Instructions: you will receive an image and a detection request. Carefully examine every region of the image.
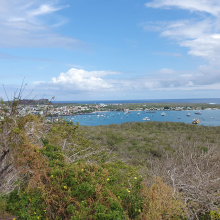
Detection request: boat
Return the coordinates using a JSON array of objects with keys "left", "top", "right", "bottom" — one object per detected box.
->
[
  {"left": 195, "top": 111, "right": 202, "bottom": 115},
  {"left": 187, "top": 113, "right": 190, "bottom": 116},
  {"left": 192, "top": 118, "right": 199, "bottom": 124},
  {"left": 161, "top": 112, "right": 166, "bottom": 116},
  {"left": 142, "top": 117, "right": 150, "bottom": 121}
]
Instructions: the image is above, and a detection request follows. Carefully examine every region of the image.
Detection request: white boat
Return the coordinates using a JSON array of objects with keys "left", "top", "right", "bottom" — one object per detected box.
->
[
  {"left": 187, "top": 113, "right": 190, "bottom": 116},
  {"left": 143, "top": 117, "right": 150, "bottom": 121},
  {"left": 195, "top": 111, "right": 202, "bottom": 115},
  {"left": 161, "top": 112, "right": 166, "bottom": 116}
]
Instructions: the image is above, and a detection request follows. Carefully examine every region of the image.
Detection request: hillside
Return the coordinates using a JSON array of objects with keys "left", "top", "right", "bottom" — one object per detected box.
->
[
  {"left": 0, "top": 108, "right": 220, "bottom": 219},
  {"left": 79, "top": 121, "right": 220, "bottom": 219}
]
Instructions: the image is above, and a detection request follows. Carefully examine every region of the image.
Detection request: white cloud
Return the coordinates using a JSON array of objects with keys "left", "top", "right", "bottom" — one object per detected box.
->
[
  {"left": 28, "top": 4, "right": 62, "bottom": 17},
  {"left": 145, "top": 0, "right": 220, "bottom": 65},
  {"left": 50, "top": 68, "right": 120, "bottom": 91},
  {"left": 181, "top": 34, "right": 220, "bottom": 62},
  {"left": 0, "top": 0, "right": 80, "bottom": 48},
  {"left": 20, "top": 64, "right": 218, "bottom": 100},
  {"left": 161, "top": 19, "right": 213, "bottom": 39},
  {"left": 147, "top": 65, "right": 220, "bottom": 90},
  {"left": 145, "top": 0, "right": 220, "bottom": 16},
  {"left": 33, "top": 65, "right": 220, "bottom": 99}
]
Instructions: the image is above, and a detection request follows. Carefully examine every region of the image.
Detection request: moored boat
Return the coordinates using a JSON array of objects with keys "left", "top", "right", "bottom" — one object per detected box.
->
[
  {"left": 192, "top": 118, "right": 199, "bottom": 124},
  {"left": 195, "top": 111, "right": 202, "bottom": 115},
  {"left": 142, "top": 117, "right": 150, "bottom": 121}
]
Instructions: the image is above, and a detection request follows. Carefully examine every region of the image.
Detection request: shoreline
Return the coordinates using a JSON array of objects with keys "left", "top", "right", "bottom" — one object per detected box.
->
[
  {"left": 46, "top": 109, "right": 220, "bottom": 127},
  {"left": 47, "top": 107, "right": 219, "bottom": 118}
]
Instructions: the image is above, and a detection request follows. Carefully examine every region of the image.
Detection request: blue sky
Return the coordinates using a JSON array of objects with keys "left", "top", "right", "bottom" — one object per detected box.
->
[{"left": 1, "top": 0, "right": 220, "bottom": 101}]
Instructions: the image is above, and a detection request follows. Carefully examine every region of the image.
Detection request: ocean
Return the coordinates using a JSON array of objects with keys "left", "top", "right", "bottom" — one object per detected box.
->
[{"left": 53, "top": 98, "right": 220, "bottom": 105}]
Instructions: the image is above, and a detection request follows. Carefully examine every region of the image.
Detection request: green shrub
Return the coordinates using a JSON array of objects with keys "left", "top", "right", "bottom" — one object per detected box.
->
[{"left": 2, "top": 115, "right": 187, "bottom": 219}]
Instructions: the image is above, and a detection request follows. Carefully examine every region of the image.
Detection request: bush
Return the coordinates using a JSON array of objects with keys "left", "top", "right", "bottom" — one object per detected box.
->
[{"left": 1, "top": 115, "right": 187, "bottom": 219}]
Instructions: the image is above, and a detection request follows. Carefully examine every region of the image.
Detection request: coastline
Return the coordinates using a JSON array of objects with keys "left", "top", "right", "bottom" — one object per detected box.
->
[
  {"left": 54, "top": 109, "right": 220, "bottom": 127},
  {"left": 47, "top": 106, "right": 219, "bottom": 118}
]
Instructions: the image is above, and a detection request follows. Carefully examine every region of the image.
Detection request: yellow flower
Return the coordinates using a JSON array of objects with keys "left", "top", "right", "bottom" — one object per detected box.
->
[
  {"left": 34, "top": 212, "right": 36, "bottom": 214},
  {"left": 107, "top": 178, "right": 110, "bottom": 181},
  {"left": 13, "top": 218, "right": 16, "bottom": 220},
  {"left": 134, "top": 177, "right": 137, "bottom": 180},
  {"left": 51, "top": 175, "right": 54, "bottom": 178},
  {"left": 81, "top": 169, "right": 84, "bottom": 172},
  {"left": 64, "top": 186, "right": 67, "bottom": 189},
  {"left": 126, "top": 189, "right": 131, "bottom": 193},
  {"left": 44, "top": 210, "right": 47, "bottom": 212},
  {"left": 37, "top": 217, "right": 40, "bottom": 219},
  {"left": 138, "top": 209, "right": 141, "bottom": 212},
  {"left": 118, "top": 196, "right": 120, "bottom": 199}
]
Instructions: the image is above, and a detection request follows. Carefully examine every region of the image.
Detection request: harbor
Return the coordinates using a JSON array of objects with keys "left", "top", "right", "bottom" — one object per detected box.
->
[{"left": 62, "top": 109, "right": 220, "bottom": 126}]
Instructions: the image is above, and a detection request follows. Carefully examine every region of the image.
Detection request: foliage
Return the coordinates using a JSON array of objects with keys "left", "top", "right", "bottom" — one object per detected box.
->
[
  {"left": 3, "top": 97, "right": 219, "bottom": 219},
  {"left": 0, "top": 113, "right": 187, "bottom": 219},
  {"left": 0, "top": 195, "right": 12, "bottom": 217},
  {"left": 79, "top": 121, "right": 220, "bottom": 219},
  {"left": 140, "top": 178, "right": 186, "bottom": 220},
  {"left": 210, "top": 209, "right": 220, "bottom": 220}
]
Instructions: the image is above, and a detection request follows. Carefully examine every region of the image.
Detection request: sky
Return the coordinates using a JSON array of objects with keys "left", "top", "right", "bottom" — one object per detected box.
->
[{"left": 0, "top": 0, "right": 220, "bottom": 101}]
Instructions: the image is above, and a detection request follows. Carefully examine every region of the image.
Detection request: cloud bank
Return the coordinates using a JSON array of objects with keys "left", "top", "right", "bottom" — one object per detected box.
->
[
  {"left": 0, "top": 0, "right": 80, "bottom": 48},
  {"left": 145, "top": 0, "right": 220, "bottom": 65},
  {"left": 32, "top": 65, "right": 220, "bottom": 100},
  {"left": 145, "top": 0, "right": 220, "bottom": 16}
]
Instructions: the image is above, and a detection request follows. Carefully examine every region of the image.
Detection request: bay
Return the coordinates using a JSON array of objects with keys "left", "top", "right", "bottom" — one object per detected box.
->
[{"left": 62, "top": 109, "right": 220, "bottom": 127}]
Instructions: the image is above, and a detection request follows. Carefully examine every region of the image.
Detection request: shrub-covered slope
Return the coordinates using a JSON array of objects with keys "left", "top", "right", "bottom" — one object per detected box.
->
[
  {"left": 0, "top": 115, "right": 186, "bottom": 219},
  {"left": 79, "top": 122, "right": 220, "bottom": 219}
]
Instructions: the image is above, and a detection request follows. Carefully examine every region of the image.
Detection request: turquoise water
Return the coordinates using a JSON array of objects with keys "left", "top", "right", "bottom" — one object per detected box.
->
[{"left": 62, "top": 109, "right": 220, "bottom": 126}]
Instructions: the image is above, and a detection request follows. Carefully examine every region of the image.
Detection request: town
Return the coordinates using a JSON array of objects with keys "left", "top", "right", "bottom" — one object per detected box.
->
[{"left": 0, "top": 99, "right": 219, "bottom": 120}]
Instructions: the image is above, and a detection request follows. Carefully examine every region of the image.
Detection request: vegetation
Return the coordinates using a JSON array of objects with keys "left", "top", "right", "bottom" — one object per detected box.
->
[
  {"left": 0, "top": 99, "right": 219, "bottom": 219},
  {"left": 79, "top": 122, "right": 220, "bottom": 219},
  {"left": 0, "top": 101, "right": 185, "bottom": 219}
]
